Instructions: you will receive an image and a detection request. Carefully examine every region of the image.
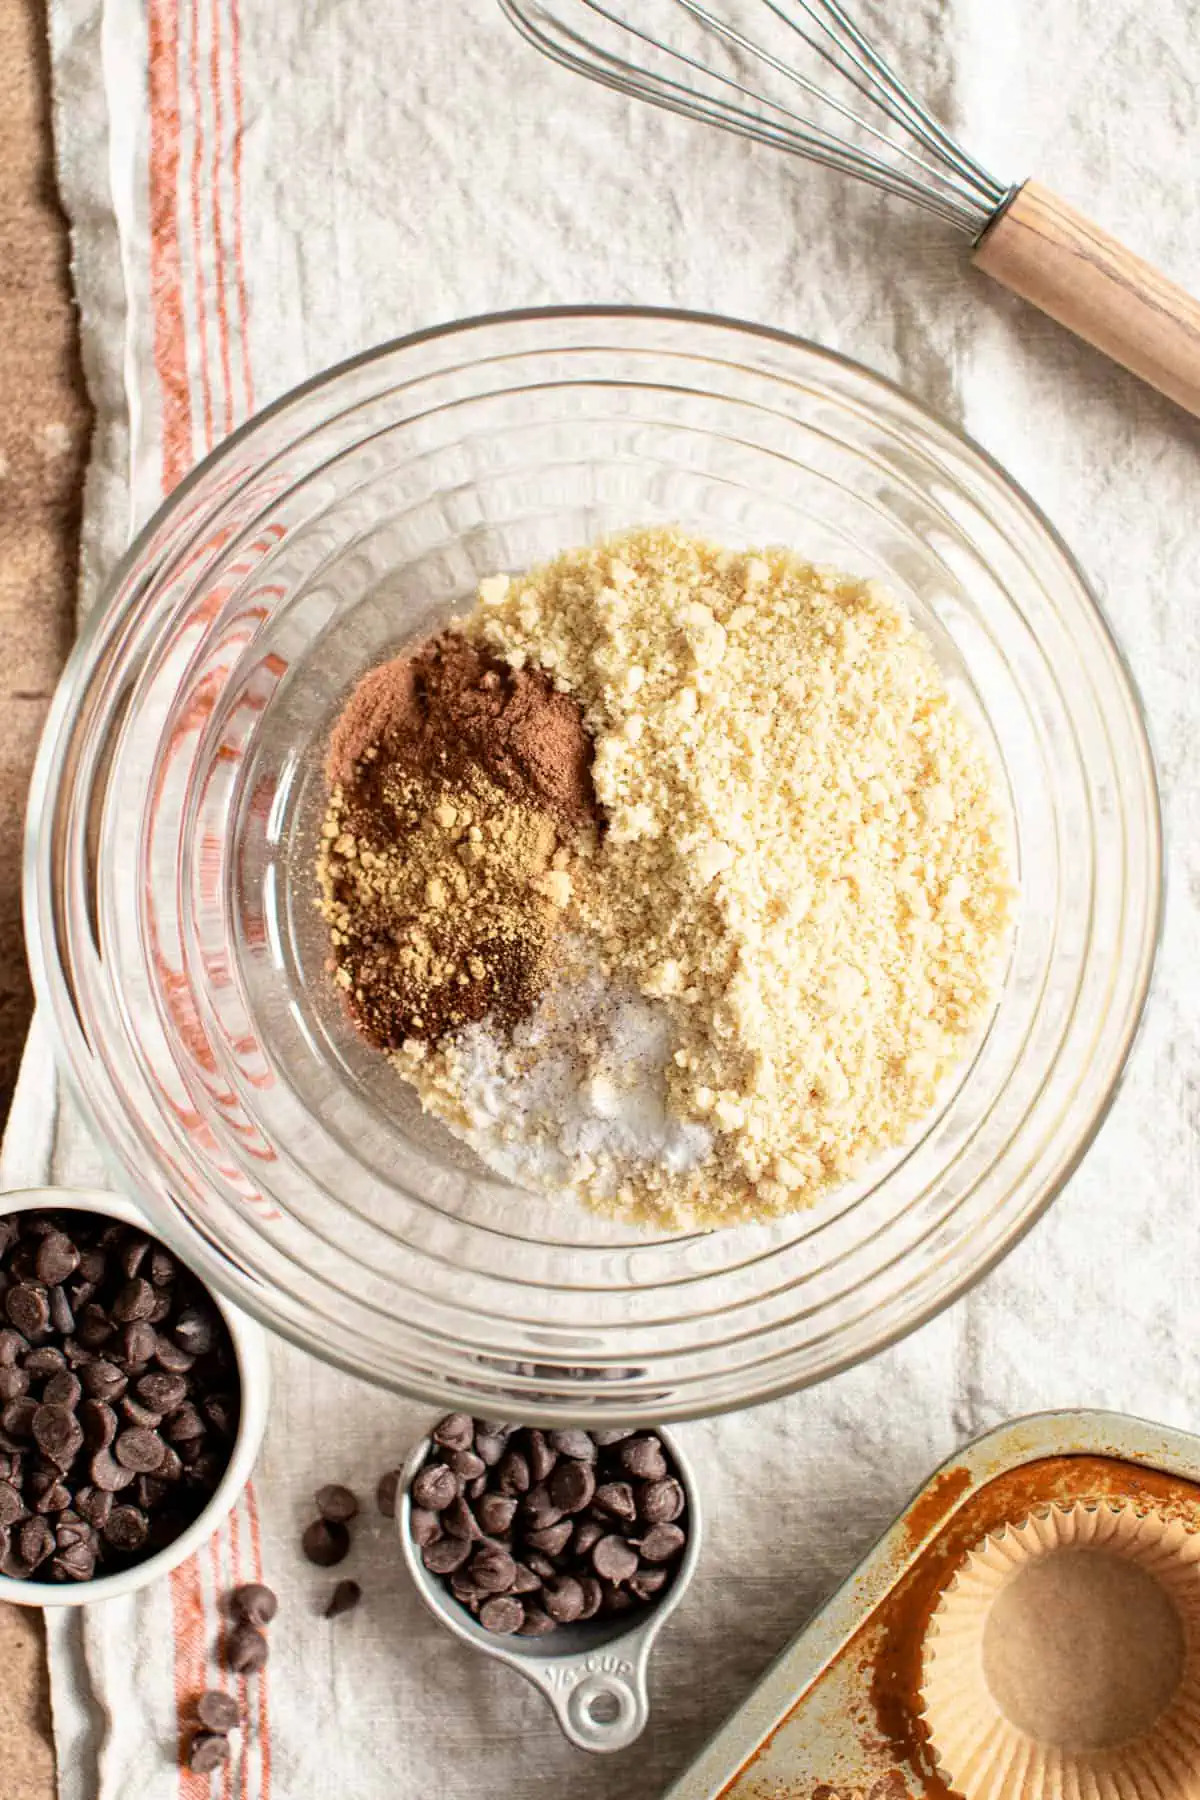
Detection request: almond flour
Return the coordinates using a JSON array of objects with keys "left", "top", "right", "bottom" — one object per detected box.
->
[{"left": 456, "top": 527, "right": 1016, "bottom": 1227}]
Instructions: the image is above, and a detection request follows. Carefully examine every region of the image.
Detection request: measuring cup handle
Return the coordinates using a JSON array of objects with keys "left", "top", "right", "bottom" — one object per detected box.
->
[{"left": 521, "top": 1647, "right": 651, "bottom": 1752}]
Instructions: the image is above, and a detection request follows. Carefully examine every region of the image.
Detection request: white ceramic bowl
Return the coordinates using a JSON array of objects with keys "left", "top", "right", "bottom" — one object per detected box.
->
[{"left": 0, "top": 1186, "right": 269, "bottom": 1607}]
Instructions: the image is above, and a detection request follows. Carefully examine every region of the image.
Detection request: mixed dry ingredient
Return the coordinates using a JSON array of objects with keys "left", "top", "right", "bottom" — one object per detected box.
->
[{"left": 318, "top": 528, "right": 1015, "bottom": 1230}]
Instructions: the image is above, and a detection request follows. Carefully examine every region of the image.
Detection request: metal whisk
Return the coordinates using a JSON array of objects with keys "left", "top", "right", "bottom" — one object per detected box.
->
[{"left": 500, "top": 0, "right": 1200, "bottom": 419}]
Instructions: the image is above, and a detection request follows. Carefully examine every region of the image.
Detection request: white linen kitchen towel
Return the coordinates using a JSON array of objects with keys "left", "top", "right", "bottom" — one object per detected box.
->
[{"left": 7, "top": 0, "right": 1200, "bottom": 1793}]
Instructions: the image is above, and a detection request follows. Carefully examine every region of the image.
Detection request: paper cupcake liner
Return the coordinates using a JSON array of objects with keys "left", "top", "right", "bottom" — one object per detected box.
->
[{"left": 921, "top": 1502, "right": 1200, "bottom": 1800}]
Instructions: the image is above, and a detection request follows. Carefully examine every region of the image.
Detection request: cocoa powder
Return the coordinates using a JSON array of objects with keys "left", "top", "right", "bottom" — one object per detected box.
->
[
  {"left": 318, "top": 630, "right": 598, "bottom": 1049},
  {"left": 326, "top": 630, "right": 595, "bottom": 826}
]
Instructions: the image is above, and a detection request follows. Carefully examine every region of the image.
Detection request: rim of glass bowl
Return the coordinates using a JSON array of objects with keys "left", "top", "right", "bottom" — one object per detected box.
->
[{"left": 24, "top": 306, "right": 1163, "bottom": 1422}]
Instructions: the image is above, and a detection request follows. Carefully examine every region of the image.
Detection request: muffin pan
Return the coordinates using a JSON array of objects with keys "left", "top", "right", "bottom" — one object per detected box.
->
[{"left": 664, "top": 1411, "right": 1200, "bottom": 1800}]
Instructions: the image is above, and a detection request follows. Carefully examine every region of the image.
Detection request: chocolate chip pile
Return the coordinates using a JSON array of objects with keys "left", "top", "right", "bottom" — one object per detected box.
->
[
  {"left": 0, "top": 1208, "right": 240, "bottom": 1583},
  {"left": 408, "top": 1416, "right": 688, "bottom": 1636}
]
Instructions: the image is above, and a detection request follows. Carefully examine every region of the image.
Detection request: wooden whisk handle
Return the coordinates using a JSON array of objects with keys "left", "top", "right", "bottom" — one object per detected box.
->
[{"left": 972, "top": 179, "right": 1200, "bottom": 419}]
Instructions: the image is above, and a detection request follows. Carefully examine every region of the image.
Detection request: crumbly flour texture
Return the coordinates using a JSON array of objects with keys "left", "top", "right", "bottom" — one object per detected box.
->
[{"left": 332, "top": 528, "right": 1016, "bottom": 1230}]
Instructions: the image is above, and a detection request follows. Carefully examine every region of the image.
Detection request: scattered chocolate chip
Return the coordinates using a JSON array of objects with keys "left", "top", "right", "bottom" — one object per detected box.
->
[
  {"left": 231, "top": 1582, "right": 278, "bottom": 1626},
  {"left": 324, "top": 1578, "right": 361, "bottom": 1618},
  {"left": 314, "top": 1483, "right": 358, "bottom": 1524},
  {"left": 226, "top": 1624, "right": 269, "bottom": 1674},
  {"left": 301, "top": 1518, "right": 350, "bottom": 1567},
  {"left": 376, "top": 1469, "right": 402, "bottom": 1518},
  {"left": 479, "top": 1594, "right": 524, "bottom": 1634},
  {"left": 188, "top": 1733, "right": 232, "bottom": 1775},
  {"left": 196, "top": 1690, "right": 240, "bottom": 1732}
]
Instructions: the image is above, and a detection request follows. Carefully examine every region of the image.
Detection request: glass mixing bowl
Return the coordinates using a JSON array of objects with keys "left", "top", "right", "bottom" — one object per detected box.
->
[{"left": 26, "top": 310, "right": 1161, "bottom": 1422}]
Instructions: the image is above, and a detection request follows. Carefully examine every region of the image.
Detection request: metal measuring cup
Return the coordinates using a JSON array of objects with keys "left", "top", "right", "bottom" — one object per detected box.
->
[{"left": 398, "top": 1425, "right": 702, "bottom": 1752}]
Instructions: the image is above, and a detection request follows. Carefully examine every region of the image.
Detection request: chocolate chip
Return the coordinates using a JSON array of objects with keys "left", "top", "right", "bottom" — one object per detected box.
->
[
  {"left": 409, "top": 1507, "right": 441, "bottom": 1547},
  {"left": 89, "top": 1448, "right": 136, "bottom": 1493},
  {"left": 35, "top": 1235, "right": 79, "bottom": 1288},
  {"left": 111, "top": 1279, "right": 155, "bottom": 1324},
  {"left": 549, "top": 1459, "right": 595, "bottom": 1515},
  {"left": 172, "top": 1307, "right": 217, "bottom": 1356},
  {"left": 43, "top": 1373, "right": 82, "bottom": 1410},
  {"left": 573, "top": 1519, "right": 604, "bottom": 1557},
  {"left": 202, "top": 1394, "right": 236, "bottom": 1436},
  {"left": 5, "top": 1286, "right": 49, "bottom": 1339},
  {"left": 136, "top": 1475, "right": 168, "bottom": 1510},
  {"left": 33, "top": 1480, "right": 72, "bottom": 1515},
  {"left": 639, "top": 1478, "right": 685, "bottom": 1524},
  {"left": 527, "top": 1430, "right": 557, "bottom": 1483},
  {"left": 53, "top": 1541, "right": 96, "bottom": 1582},
  {"left": 103, "top": 1505, "right": 148, "bottom": 1552},
  {"left": 189, "top": 1733, "right": 231, "bottom": 1774},
  {"left": 592, "top": 1534, "right": 639, "bottom": 1584},
  {"left": 81, "top": 1400, "right": 117, "bottom": 1451},
  {"left": 496, "top": 1450, "right": 531, "bottom": 1496},
  {"left": 595, "top": 1481, "right": 637, "bottom": 1522},
  {"left": 510, "top": 1561, "right": 542, "bottom": 1595},
  {"left": 314, "top": 1483, "right": 358, "bottom": 1523},
  {"left": 619, "top": 1436, "right": 667, "bottom": 1481},
  {"left": 475, "top": 1493, "right": 517, "bottom": 1536},
  {"left": 592, "top": 1429, "right": 635, "bottom": 1446},
  {"left": 136, "top": 1371, "right": 188, "bottom": 1413},
  {"left": 114, "top": 1428, "right": 165, "bottom": 1473},
  {"left": 149, "top": 1249, "right": 176, "bottom": 1288},
  {"left": 525, "top": 1520, "right": 573, "bottom": 1557},
  {"left": 324, "top": 1579, "right": 361, "bottom": 1618},
  {"left": 75, "top": 1304, "right": 114, "bottom": 1349},
  {"left": 116, "top": 1322, "right": 158, "bottom": 1369},
  {"left": 468, "top": 1545, "right": 516, "bottom": 1593},
  {"left": 431, "top": 1413, "right": 474, "bottom": 1452},
  {"left": 167, "top": 1406, "right": 205, "bottom": 1445},
  {"left": 376, "top": 1470, "right": 402, "bottom": 1518},
  {"left": 0, "top": 1482, "right": 26, "bottom": 1527},
  {"left": 196, "top": 1691, "right": 240, "bottom": 1732},
  {"left": 629, "top": 1567, "right": 670, "bottom": 1600},
  {"left": 411, "top": 1463, "right": 458, "bottom": 1512},
  {"left": 121, "top": 1396, "right": 163, "bottom": 1431},
  {"left": 18, "top": 1516, "right": 56, "bottom": 1569},
  {"left": 226, "top": 1626, "right": 269, "bottom": 1674},
  {"left": 521, "top": 1484, "right": 563, "bottom": 1529},
  {"left": 48, "top": 1288, "right": 75, "bottom": 1338},
  {"left": 23, "top": 1346, "right": 66, "bottom": 1379},
  {"left": 75, "top": 1487, "right": 112, "bottom": 1528},
  {"left": 231, "top": 1582, "right": 278, "bottom": 1626},
  {"left": 80, "top": 1361, "right": 126, "bottom": 1402},
  {"left": 119, "top": 1236, "right": 150, "bottom": 1280},
  {"left": 543, "top": 1576, "right": 586, "bottom": 1622},
  {"left": 156, "top": 1444, "right": 184, "bottom": 1483},
  {"left": 467, "top": 1474, "right": 488, "bottom": 1500},
  {"left": 152, "top": 1335, "right": 195, "bottom": 1375},
  {"left": 479, "top": 1595, "right": 524, "bottom": 1634},
  {"left": 638, "top": 1523, "right": 686, "bottom": 1563},
  {"left": 549, "top": 1429, "right": 596, "bottom": 1462},
  {"left": 301, "top": 1518, "right": 350, "bottom": 1567},
  {"left": 578, "top": 1575, "right": 604, "bottom": 1618},
  {"left": 0, "top": 1329, "right": 27, "bottom": 1367},
  {"left": 0, "top": 1398, "right": 37, "bottom": 1439},
  {"left": 517, "top": 1606, "right": 556, "bottom": 1636},
  {"left": 472, "top": 1433, "right": 506, "bottom": 1468},
  {"left": 525, "top": 1551, "right": 557, "bottom": 1581},
  {"left": 443, "top": 1496, "right": 482, "bottom": 1540},
  {"left": 0, "top": 1368, "right": 28, "bottom": 1404},
  {"left": 446, "top": 1448, "right": 485, "bottom": 1481},
  {"left": 422, "top": 1535, "right": 471, "bottom": 1575}
]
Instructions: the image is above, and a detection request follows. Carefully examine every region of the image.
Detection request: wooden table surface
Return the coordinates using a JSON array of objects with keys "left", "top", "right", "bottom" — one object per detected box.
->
[{"left": 0, "top": 0, "right": 90, "bottom": 1786}]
